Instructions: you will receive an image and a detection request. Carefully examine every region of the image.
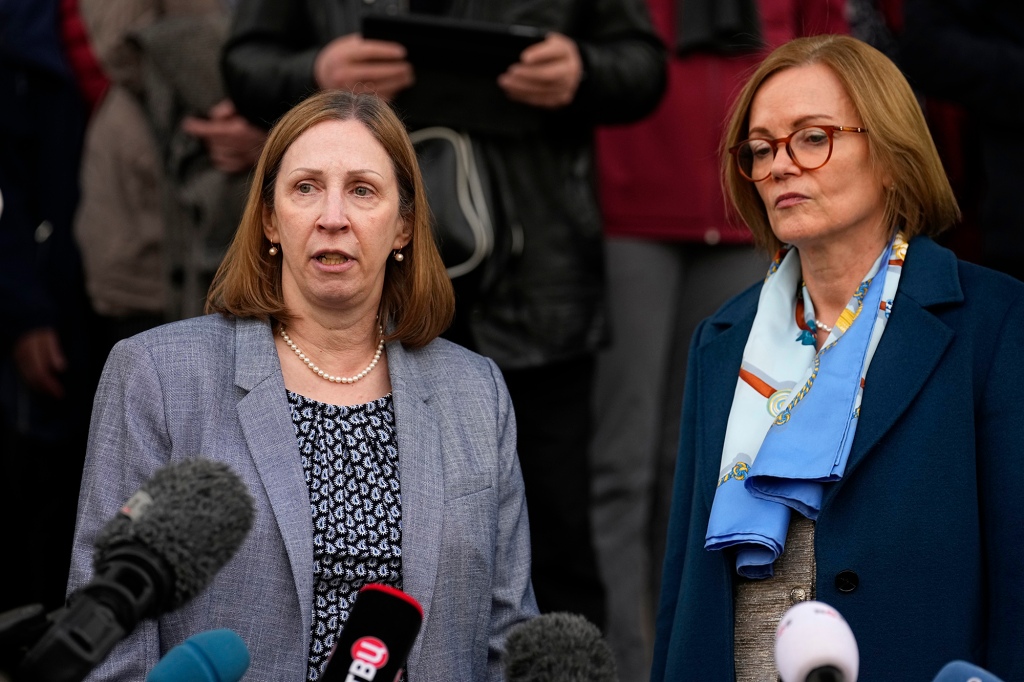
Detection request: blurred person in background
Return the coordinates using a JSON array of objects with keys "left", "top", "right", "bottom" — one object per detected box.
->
[
  {"left": 73, "top": 0, "right": 267, "bottom": 366},
  {"left": 900, "top": 0, "right": 1024, "bottom": 282},
  {"left": 0, "top": 0, "right": 98, "bottom": 614}
]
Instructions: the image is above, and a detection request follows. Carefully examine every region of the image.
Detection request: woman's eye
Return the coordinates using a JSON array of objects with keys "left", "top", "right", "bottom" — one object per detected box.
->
[
  {"left": 297, "top": 183, "right": 313, "bottom": 194},
  {"left": 354, "top": 186, "right": 371, "bottom": 197},
  {"left": 750, "top": 143, "right": 772, "bottom": 159}
]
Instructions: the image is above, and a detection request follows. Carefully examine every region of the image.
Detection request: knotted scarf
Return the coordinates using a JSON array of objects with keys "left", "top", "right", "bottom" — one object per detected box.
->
[{"left": 705, "top": 233, "right": 907, "bottom": 578}]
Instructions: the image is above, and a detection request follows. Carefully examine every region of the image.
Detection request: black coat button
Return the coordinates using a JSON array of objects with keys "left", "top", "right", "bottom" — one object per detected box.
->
[{"left": 835, "top": 570, "right": 859, "bottom": 593}]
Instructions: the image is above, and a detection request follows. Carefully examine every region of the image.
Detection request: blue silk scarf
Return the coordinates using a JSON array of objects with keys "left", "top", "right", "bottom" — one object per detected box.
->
[{"left": 704, "top": 234, "right": 907, "bottom": 578}]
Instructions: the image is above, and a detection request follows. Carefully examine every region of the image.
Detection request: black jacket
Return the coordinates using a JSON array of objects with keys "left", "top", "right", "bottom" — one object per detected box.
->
[
  {"left": 221, "top": 0, "right": 666, "bottom": 368},
  {"left": 900, "top": 0, "right": 1024, "bottom": 279}
]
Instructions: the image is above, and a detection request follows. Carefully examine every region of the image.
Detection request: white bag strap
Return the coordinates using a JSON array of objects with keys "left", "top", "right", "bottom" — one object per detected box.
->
[{"left": 408, "top": 126, "right": 494, "bottom": 278}]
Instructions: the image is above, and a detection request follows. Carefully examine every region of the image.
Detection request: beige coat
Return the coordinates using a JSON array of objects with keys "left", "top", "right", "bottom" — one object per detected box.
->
[{"left": 74, "top": 0, "right": 239, "bottom": 318}]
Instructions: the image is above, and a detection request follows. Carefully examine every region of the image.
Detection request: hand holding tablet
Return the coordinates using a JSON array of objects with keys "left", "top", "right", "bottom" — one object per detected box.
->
[{"left": 361, "top": 14, "right": 546, "bottom": 78}]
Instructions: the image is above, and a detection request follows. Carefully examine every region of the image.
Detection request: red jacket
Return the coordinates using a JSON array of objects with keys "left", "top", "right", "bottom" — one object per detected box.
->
[
  {"left": 596, "top": 0, "right": 848, "bottom": 244},
  {"left": 59, "top": 0, "right": 109, "bottom": 114}
]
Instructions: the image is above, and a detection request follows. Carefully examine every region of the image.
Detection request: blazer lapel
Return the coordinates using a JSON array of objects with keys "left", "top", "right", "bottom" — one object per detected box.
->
[
  {"left": 386, "top": 341, "right": 443, "bottom": 668},
  {"left": 233, "top": 317, "right": 315, "bottom": 640},
  {"left": 823, "top": 236, "right": 963, "bottom": 506}
]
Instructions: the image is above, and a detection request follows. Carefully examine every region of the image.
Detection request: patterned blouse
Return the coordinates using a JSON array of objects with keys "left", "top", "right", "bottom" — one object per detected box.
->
[{"left": 287, "top": 391, "right": 403, "bottom": 682}]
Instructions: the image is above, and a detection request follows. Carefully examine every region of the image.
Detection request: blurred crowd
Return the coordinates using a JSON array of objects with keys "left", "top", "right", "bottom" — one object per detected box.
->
[{"left": 1, "top": 0, "right": 1019, "bottom": 679}]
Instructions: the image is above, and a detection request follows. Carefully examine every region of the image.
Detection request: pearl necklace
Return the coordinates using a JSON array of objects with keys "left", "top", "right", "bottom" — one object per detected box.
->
[
  {"left": 279, "top": 326, "right": 384, "bottom": 384},
  {"left": 814, "top": 319, "right": 832, "bottom": 333}
]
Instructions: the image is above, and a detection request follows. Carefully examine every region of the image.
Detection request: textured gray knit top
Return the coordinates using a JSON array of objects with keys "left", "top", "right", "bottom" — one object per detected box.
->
[{"left": 734, "top": 515, "right": 817, "bottom": 682}]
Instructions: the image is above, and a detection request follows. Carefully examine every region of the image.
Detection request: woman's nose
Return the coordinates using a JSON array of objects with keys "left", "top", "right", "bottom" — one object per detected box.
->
[
  {"left": 770, "top": 143, "right": 801, "bottom": 179},
  {"left": 317, "top": 189, "right": 349, "bottom": 230}
]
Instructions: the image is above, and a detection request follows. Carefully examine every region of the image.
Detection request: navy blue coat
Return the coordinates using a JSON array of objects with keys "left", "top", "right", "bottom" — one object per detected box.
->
[{"left": 651, "top": 236, "right": 1024, "bottom": 681}]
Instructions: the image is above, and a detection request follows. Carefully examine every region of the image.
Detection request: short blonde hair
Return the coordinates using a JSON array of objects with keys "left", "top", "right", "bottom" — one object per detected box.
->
[
  {"left": 206, "top": 90, "right": 454, "bottom": 347},
  {"left": 722, "top": 34, "right": 961, "bottom": 252}
]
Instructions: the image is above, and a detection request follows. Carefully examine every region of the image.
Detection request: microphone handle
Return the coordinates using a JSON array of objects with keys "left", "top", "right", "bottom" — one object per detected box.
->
[
  {"left": 16, "top": 594, "right": 126, "bottom": 682},
  {"left": 0, "top": 604, "right": 48, "bottom": 668},
  {"left": 16, "top": 544, "right": 172, "bottom": 682}
]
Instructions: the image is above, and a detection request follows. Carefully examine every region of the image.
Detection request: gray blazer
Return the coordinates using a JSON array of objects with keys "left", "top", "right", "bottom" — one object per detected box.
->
[{"left": 68, "top": 314, "right": 538, "bottom": 681}]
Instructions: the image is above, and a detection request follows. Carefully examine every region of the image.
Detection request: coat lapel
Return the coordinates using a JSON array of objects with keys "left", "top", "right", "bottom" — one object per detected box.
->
[
  {"left": 823, "top": 236, "right": 963, "bottom": 505},
  {"left": 693, "top": 238, "right": 964, "bottom": 513},
  {"left": 232, "top": 317, "right": 315, "bottom": 641},
  {"left": 386, "top": 341, "right": 443, "bottom": 668},
  {"left": 694, "top": 292, "right": 759, "bottom": 513}
]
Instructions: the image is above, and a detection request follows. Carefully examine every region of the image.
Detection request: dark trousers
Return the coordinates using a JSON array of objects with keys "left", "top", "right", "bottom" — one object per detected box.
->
[
  {"left": 501, "top": 355, "right": 607, "bottom": 630},
  {"left": 0, "top": 313, "right": 163, "bottom": 615}
]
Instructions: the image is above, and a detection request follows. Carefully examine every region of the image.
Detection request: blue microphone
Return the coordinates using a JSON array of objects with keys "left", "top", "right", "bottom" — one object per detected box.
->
[
  {"left": 146, "top": 629, "right": 250, "bottom": 682},
  {"left": 931, "top": 660, "right": 1005, "bottom": 682}
]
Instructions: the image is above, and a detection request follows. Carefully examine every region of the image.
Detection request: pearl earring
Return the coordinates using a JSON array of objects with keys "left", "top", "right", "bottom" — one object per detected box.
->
[
  {"left": 393, "top": 249, "right": 404, "bottom": 262},
  {"left": 269, "top": 244, "right": 279, "bottom": 256}
]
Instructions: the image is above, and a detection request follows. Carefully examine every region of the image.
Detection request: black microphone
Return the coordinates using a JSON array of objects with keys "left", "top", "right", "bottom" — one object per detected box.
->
[
  {"left": 319, "top": 584, "right": 423, "bottom": 682},
  {"left": 931, "top": 660, "right": 1005, "bottom": 682},
  {"left": 503, "top": 612, "right": 617, "bottom": 682},
  {"left": 146, "top": 629, "right": 250, "bottom": 682},
  {"left": 14, "top": 458, "right": 255, "bottom": 682}
]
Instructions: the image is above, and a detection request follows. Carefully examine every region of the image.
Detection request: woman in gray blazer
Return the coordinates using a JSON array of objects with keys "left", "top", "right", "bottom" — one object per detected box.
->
[{"left": 67, "top": 90, "right": 539, "bottom": 681}]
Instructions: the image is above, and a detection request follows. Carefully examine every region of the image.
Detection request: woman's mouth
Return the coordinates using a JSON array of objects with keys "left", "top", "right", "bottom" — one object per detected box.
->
[
  {"left": 317, "top": 253, "right": 350, "bottom": 265},
  {"left": 775, "top": 193, "right": 807, "bottom": 209}
]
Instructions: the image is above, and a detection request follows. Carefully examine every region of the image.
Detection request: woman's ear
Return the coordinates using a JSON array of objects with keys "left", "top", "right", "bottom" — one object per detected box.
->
[
  {"left": 395, "top": 216, "right": 412, "bottom": 249},
  {"left": 263, "top": 206, "right": 278, "bottom": 244}
]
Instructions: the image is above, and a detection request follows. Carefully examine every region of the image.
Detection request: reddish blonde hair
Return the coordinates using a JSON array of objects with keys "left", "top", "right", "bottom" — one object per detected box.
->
[{"left": 722, "top": 34, "right": 960, "bottom": 252}]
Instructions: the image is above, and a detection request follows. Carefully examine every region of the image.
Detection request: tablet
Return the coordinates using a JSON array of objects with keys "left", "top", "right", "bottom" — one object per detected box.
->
[{"left": 361, "top": 14, "right": 546, "bottom": 77}]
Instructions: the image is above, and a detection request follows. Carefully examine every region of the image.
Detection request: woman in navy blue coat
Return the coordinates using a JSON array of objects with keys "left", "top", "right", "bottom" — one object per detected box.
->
[{"left": 651, "top": 34, "right": 1024, "bottom": 681}]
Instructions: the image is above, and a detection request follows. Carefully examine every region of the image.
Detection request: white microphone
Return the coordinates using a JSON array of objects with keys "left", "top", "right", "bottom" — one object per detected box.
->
[{"left": 774, "top": 600, "right": 859, "bottom": 682}]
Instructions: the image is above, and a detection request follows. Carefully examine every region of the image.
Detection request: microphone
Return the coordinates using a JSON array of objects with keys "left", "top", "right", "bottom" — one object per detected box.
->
[
  {"left": 146, "top": 629, "right": 250, "bottom": 682},
  {"left": 15, "top": 458, "right": 255, "bottom": 682},
  {"left": 774, "top": 601, "right": 858, "bottom": 682},
  {"left": 319, "top": 584, "right": 423, "bottom": 682},
  {"left": 503, "top": 612, "right": 617, "bottom": 682},
  {"left": 931, "top": 660, "right": 1005, "bottom": 682}
]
